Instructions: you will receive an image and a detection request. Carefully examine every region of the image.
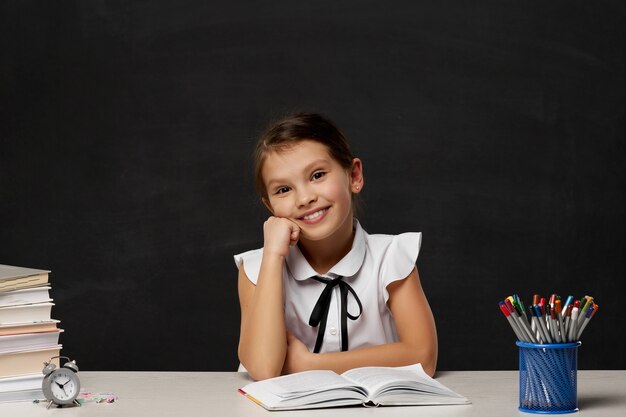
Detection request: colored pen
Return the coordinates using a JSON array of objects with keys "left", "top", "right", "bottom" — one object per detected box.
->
[
  {"left": 549, "top": 293, "right": 557, "bottom": 308},
  {"left": 563, "top": 304, "right": 573, "bottom": 337},
  {"left": 568, "top": 307, "right": 579, "bottom": 342},
  {"left": 577, "top": 304, "right": 598, "bottom": 339},
  {"left": 515, "top": 294, "right": 529, "bottom": 322},
  {"left": 549, "top": 305, "right": 560, "bottom": 342},
  {"left": 551, "top": 306, "right": 562, "bottom": 343},
  {"left": 529, "top": 306, "right": 546, "bottom": 343},
  {"left": 544, "top": 303, "right": 552, "bottom": 337},
  {"left": 531, "top": 294, "right": 540, "bottom": 336},
  {"left": 499, "top": 302, "right": 526, "bottom": 341},
  {"left": 533, "top": 305, "right": 553, "bottom": 344},
  {"left": 561, "top": 295, "right": 574, "bottom": 317},
  {"left": 554, "top": 299, "right": 564, "bottom": 343},
  {"left": 539, "top": 297, "right": 546, "bottom": 316},
  {"left": 571, "top": 300, "right": 581, "bottom": 334},
  {"left": 578, "top": 297, "right": 594, "bottom": 326},
  {"left": 506, "top": 299, "right": 537, "bottom": 343}
]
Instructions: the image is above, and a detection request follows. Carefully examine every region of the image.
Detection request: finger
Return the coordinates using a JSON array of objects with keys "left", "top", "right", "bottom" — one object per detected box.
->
[
  {"left": 290, "top": 230, "right": 299, "bottom": 245},
  {"left": 288, "top": 222, "right": 300, "bottom": 245}
]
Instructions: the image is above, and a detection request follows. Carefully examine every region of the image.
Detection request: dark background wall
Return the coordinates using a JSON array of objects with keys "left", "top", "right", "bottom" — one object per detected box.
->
[{"left": 1, "top": 1, "right": 624, "bottom": 371}]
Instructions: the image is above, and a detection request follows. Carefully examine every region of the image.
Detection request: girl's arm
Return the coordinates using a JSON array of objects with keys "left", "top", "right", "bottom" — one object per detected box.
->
[
  {"left": 282, "top": 267, "right": 438, "bottom": 377},
  {"left": 237, "top": 217, "right": 300, "bottom": 380}
]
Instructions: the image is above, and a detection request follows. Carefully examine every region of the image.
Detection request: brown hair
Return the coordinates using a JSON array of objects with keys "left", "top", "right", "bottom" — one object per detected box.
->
[{"left": 253, "top": 113, "right": 355, "bottom": 199}]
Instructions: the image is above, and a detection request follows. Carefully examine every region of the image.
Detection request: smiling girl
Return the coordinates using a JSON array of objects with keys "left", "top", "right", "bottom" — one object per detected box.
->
[{"left": 235, "top": 113, "right": 437, "bottom": 381}]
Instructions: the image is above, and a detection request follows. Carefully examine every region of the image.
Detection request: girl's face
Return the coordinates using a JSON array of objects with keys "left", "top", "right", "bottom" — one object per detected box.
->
[{"left": 261, "top": 140, "right": 363, "bottom": 243}]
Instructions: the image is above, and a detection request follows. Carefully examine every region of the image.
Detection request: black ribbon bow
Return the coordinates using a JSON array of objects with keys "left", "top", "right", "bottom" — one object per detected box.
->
[{"left": 308, "top": 276, "right": 363, "bottom": 353}]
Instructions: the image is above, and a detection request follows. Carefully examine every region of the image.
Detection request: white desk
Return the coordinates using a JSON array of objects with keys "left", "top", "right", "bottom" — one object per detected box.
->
[{"left": 1, "top": 371, "right": 625, "bottom": 416}]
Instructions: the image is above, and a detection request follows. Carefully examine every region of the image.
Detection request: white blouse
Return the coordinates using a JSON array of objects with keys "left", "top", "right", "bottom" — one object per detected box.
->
[{"left": 234, "top": 221, "right": 421, "bottom": 354}]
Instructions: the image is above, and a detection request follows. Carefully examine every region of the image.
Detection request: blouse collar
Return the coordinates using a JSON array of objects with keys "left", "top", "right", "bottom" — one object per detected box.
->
[{"left": 286, "top": 220, "right": 366, "bottom": 281}]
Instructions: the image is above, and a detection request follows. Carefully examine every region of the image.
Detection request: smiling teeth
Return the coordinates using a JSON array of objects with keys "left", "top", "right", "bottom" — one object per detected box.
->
[{"left": 303, "top": 209, "right": 326, "bottom": 220}]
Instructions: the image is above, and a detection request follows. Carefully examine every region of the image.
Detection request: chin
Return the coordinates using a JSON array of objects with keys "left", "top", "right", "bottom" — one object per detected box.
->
[{"left": 301, "top": 224, "right": 344, "bottom": 243}]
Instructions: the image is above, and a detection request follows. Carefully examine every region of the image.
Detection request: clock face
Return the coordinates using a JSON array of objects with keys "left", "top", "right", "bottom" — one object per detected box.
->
[{"left": 44, "top": 368, "right": 81, "bottom": 405}]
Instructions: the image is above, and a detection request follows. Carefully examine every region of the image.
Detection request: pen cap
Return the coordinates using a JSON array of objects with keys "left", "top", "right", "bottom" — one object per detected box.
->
[
  {"left": 504, "top": 299, "right": 517, "bottom": 315},
  {"left": 563, "top": 295, "right": 574, "bottom": 310},
  {"left": 499, "top": 302, "right": 510, "bottom": 316},
  {"left": 554, "top": 299, "right": 562, "bottom": 314}
]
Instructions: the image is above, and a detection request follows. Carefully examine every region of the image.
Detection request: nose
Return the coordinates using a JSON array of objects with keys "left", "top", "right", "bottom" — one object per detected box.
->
[{"left": 296, "top": 185, "right": 317, "bottom": 208}]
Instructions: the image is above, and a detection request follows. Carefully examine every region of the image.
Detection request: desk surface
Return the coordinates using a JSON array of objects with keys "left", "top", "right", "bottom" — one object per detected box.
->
[{"left": 1, "top": 371, "right": 624, "bottom": 417}]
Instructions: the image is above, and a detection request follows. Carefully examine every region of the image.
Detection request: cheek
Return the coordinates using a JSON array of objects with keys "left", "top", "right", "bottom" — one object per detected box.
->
[
  {"left": 327, "top": 182, "right": 352, "bottom": 206},
  {"left": 268, "top": 199, "right": 290, "bottom": 216}
]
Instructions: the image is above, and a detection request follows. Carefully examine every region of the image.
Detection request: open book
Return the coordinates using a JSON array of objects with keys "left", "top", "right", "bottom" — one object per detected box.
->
[{"left": 239, "top": 363, "right": 470, "bottom": 411}]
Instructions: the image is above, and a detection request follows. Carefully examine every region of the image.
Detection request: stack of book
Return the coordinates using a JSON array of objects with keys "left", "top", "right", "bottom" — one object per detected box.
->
[{"left": 0, "top": 264, "right": 62, "bottom": 402}]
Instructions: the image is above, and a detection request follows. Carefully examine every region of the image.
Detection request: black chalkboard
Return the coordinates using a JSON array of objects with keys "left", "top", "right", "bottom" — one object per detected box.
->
[{"left": 1, "top": 0, "right": 624, "bottom": 371}]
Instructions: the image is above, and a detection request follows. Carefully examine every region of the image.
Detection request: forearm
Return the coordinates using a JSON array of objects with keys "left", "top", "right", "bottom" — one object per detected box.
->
[
  {"left": 304, "top": 340, "right": 437, "bottom": 377},
  {"left": 238, "top": 255, "right": 287, "bottom": 380}
]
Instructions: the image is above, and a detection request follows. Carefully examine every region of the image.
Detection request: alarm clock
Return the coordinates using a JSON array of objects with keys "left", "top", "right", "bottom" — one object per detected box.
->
[{"left": 41, "top": 356, "right": 81, "bottom": 408}]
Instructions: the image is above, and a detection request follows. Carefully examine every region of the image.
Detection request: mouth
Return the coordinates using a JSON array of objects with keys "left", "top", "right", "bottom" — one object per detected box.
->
[{"left": 299, "top": 207, "right": 329, "bottom": 223}]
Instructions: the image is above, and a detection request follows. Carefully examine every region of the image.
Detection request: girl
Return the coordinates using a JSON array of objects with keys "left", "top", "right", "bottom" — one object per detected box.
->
[{"left": 235, "top": 113, "right": 437, "bottom": 381}]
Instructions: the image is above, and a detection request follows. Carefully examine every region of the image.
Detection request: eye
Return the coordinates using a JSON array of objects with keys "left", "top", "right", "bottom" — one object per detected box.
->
[
  {"left": 311, "top": 171, "right": 326, "bottom": 181},
  {"left": 275, "top": 186, "right": 291, "bottom": 195}
]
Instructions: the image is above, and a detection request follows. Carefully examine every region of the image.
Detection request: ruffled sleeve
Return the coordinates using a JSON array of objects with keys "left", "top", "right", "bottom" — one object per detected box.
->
[
  {"left": 233, "top": 248, "right": 263, "bottom": 285},
  {"left": 380, "top": 232, "right": 422, "bottom": 303}
]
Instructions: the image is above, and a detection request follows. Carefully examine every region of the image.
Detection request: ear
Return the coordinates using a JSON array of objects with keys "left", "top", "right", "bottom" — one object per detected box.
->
[
  {"left": 262, "top": 197, "right": 274, "bottom": 214},
  {"left": 350, "top": 158, "right": 364, "bottom": 194}
]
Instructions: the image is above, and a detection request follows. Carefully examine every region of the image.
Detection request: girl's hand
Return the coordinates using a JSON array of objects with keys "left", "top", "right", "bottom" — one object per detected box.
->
[
  {"left": 263, "top": 217, "right": 300, "bottom": 258},
  {"left": 282, "top": 332, "right": 313, "bottom": 374}
]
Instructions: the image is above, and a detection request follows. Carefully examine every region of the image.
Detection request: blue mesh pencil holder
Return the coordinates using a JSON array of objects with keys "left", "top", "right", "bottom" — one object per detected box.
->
[{"left": 517, "top": 341, "right": 581, "bottom": 414}]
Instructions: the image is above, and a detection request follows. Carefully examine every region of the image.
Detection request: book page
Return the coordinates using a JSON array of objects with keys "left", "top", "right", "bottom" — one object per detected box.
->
[
  {"left": 265, "top": 370, "right": 358, "bottom": 399},
  {"left": 241, "top": 370, "right": 367, "bottom": 410},
  {"left": 343, "top": 365, "right": 425, "bottom": 395},
  {"left": 0, "top": 265, "right": 50, "bottom": 281},
  {"left": 342, "top": 363, "right": 462, "bottom": 398}
]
